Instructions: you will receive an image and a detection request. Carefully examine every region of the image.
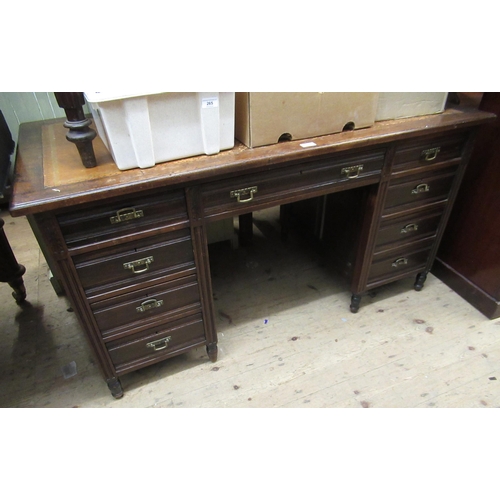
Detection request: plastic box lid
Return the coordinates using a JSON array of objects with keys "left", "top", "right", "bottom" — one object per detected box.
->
[{"left": 84, "top": 92, "right": 167, "bottom": 103}]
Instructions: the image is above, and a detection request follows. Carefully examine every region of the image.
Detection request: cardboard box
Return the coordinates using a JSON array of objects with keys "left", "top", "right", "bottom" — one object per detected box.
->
[
  {"left": 84, "top": 92, "right": 235, "bottom": 170},
  {"left": 235, "top": 92, "right": 379, "bottom": 148},
  {"left": 375, "top": 92, "right": 448, "bottom": 121}
]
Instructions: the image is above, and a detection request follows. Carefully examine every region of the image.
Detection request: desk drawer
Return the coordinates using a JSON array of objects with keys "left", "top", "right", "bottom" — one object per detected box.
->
[
  {"left": 383, "top": 165, "right": 457, "bottom": 214},
  {"left": 92, "top": 275, "right": 201, "bottom": 337},
  {"left": 368, "top": 241, "right": 433, "bottom": 286},
  {"left": 202, "top": 149, "right": 385, "bottom": 218},
  {"left": 58, "top": 189, "right": 188, "bottom": 249},
  {"left": 374, "top": 206, "right": 445, "bottom": 252},
  {"left": 73, "top": 229, "right": 194, "bottom": 296},
  {"left": 106, "top": 313, "right": 206, "bottom": 373},
  {"left": 392, "top": 132, "right": 467, "bottom": 173}
]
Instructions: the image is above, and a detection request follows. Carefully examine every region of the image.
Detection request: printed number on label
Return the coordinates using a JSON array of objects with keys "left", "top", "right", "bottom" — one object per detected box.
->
[{"left": 202, "top": 97, "right": 219, "bottom": 109}]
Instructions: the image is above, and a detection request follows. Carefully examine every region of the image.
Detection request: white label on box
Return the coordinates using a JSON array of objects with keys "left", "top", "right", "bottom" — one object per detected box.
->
[
  {"left": 300, "top": 142, "right": 317, "bottom": 148},
  {"left": 202, "top": 97, "right": 219, "bottom": 109}
]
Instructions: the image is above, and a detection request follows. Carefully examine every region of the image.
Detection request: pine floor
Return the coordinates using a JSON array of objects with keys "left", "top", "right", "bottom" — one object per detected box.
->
[{"left": 1, "top": 206, "right": 499, "bottom": 408}]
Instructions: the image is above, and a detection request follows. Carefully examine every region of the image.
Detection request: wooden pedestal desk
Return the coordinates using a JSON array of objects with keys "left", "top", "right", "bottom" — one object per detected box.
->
[{"left": 10, "top": 107, "right": 495, "bottom": 398}]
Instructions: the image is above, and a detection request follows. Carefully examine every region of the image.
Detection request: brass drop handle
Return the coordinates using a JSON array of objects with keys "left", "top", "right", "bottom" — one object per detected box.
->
[
  {"left": 136, "top": 298, "right": 164, "bottom": 313},
  {"left": 123, "top": 256, "right": 154, "bottom": 274},
  {"left": 110, "top": 207, "right": 144, "bottom": 224},
  {"left": 230, "top": 186, "right": 258, "bottom": 203},
  {"left": 392, "top": 258, "right": 408, "bottom": 268},
  {"left": 411, "top": 183, "right": 430, "bottom": 195},
  {"left": 421, "top": 147, "right": 440, "bottom": 162},
  {"left": 341, "top": 164, "right": 364, "bottom": 179},
  {"left": 401, "top": 223, "right": 419, "bottom": 234},
  {"left": 146, "top": 336, "right": 172, "bottom": 351}
]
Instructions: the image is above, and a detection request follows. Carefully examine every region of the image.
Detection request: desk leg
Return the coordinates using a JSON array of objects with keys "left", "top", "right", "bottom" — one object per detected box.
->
[
  {"left": 107, "top": 377, "right": 123, "bottom": 399},
  {"left": 414, "top": 272, "right": 428, "bottom": 291},
  {"left": 0, "top": 218, "right": 27, "bottom": 304},
  {"left": 280, "top": 204, "right": 291, "bottom": 241},
  {"left": 238, "top": 213, "right": 253, "bottom": 246},
  {"left": 206, "top": 342, "right": 218, "bottom": 362},
  {"left": 350, "top": 294, "right": 362, "bottom": 313}
]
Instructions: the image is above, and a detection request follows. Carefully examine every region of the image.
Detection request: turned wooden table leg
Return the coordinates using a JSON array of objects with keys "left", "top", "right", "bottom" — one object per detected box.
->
[
  {"left": 54, "top": 92, "right": 97, "bottom": 168},
  {"left": 350, "top": 293, "right": 362, "bottom": 313},
  {"left": 414, "top": 272, "right": 428, "bottom": 291},
  {"left": 0, "top": 218, "right": 26, "bottom": 304},
  {"left": 107, "top": 377, "right": 123, "bottom": 399}
]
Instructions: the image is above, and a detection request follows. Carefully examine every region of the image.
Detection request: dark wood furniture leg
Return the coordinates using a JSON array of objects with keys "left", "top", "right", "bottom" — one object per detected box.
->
[
  {"left": 0, "top": 217, "right": 26, "bottom": 304},
  {"left": 414, "top": 272, "right": 428, "bottom": 291},
  {"left": 350, "top": 293, "right": 362, "bottom": 313},
  {"left": 279, "top": 204, "right": 292, "bottom": 241},
  {"left": 238, "top": 213, "right": 253, "bottom": 246},
  {"left": 106, "top": 377, "right": 124, "bottom": 399},
  {"left": 54, "top": 92, "right": 97, "bottom": 168},
  {"left": 206, "top": 342, "right": 218, "bottom": 362}
]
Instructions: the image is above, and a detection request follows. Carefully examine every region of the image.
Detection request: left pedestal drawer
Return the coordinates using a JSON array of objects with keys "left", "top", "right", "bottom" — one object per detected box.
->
[
  {"left": 58, "top": 189, "right": 189, "bottom": 249},
  {"left": 106, "top": 313, "right": 206, "bottom": 375},
  {"left": 91, "top": 274, "right": 201, "bottom": 338},
  {"left": 73, "top": 229, "right": 195, "bottom": 296}
]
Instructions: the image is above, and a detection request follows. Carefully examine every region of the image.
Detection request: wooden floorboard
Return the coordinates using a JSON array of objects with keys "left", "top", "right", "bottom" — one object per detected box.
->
[{"left": 1, "top": 206, "right": 499, "bottom": 409}]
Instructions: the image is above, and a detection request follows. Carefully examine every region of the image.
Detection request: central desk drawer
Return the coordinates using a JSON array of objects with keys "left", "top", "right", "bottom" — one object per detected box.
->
[
  {"left": 201, "top": 149, "right": 385, "bottom": 218},
  {"left": 73, "top": 229, "right": 195, "bottom": 296},
  {"left": 91, "top": 275, "right": 201, "bottom": 337}
]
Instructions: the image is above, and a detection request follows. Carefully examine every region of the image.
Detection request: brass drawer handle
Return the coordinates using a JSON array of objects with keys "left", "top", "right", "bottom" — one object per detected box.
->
[
  {"left": 341, "top": 164, "right": 364, "bottom": 179},
  {"left": 421, "top": 147, "right": 441, "bottom": 162},
  {"left": 146, "top": 336, "right": 172, "bottom": 351},
  {"left": 411, "top": 183, "right": 430, "bottom": 195},
  {"left": 136, "top": 298, "right": 164, "bottom": 313},
  {"left": 401, "top": 223, "right": 419, "bottom": 234},
  {"left": 123, "top": 256, "right": 154, "bottom": 274},
  {"left": 230, "top": 186, "right": 258, "bottom": 203},
  {"left": 110, "top": 207, "right": 144, "bottom": 224},
  {"left": 392, "top": 258, "right": 408, "bottom": 268}
]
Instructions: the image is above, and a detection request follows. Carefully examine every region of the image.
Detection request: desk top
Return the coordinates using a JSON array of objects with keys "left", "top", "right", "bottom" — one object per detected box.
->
[{"left": 10, "top": 106, "right": 495, "bottom": 217}]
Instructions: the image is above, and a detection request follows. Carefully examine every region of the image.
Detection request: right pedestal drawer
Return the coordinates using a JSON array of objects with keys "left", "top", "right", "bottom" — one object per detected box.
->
[
  {"left": 374, "top": 204, "right": 445, "bottom": 253},
  {"left": 366, "top": 155, "right": 463, "bottom": 288},
  {"left": 368, "top": 240, "right": 434, "bottom": 286},
  {"left": 383, "top": 165, "right": 458, "bottom": 214},
  {"left": 391, "top": 131, "right": 467, "bottom": 173}
]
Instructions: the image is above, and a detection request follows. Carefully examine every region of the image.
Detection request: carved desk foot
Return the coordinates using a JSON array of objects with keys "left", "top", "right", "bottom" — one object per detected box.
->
[
  {"left": 350, "top": 293, "right": 362, "bottom": 313},
  {"left": 8, "top": 267, "right": 27, "bottom": 304},
  {"left": 0, "top": 218, "right": 27, "bottom": 304},
  {"left": 414, "top": 272, "right": 428, "bottom": 291},
  {"left": 107, "top": 377, "right": 124, "bottom": 399},
  {"left": 206, "top": 342, "right": 218, "bottom": 362}
]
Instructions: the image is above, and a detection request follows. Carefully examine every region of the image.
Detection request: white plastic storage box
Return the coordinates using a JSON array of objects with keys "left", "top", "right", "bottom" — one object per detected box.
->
[
  {"left": 84, "top": 92, "right": 235, "bottom": 170},
  {"left": 375, "top": 92, "right": 448, "bottom": 121}
]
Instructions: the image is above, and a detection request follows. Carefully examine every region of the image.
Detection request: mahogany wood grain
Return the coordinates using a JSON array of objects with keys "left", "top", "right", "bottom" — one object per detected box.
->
[{"left": 10, "top": 108, "right": 495, "bottom": 218}]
